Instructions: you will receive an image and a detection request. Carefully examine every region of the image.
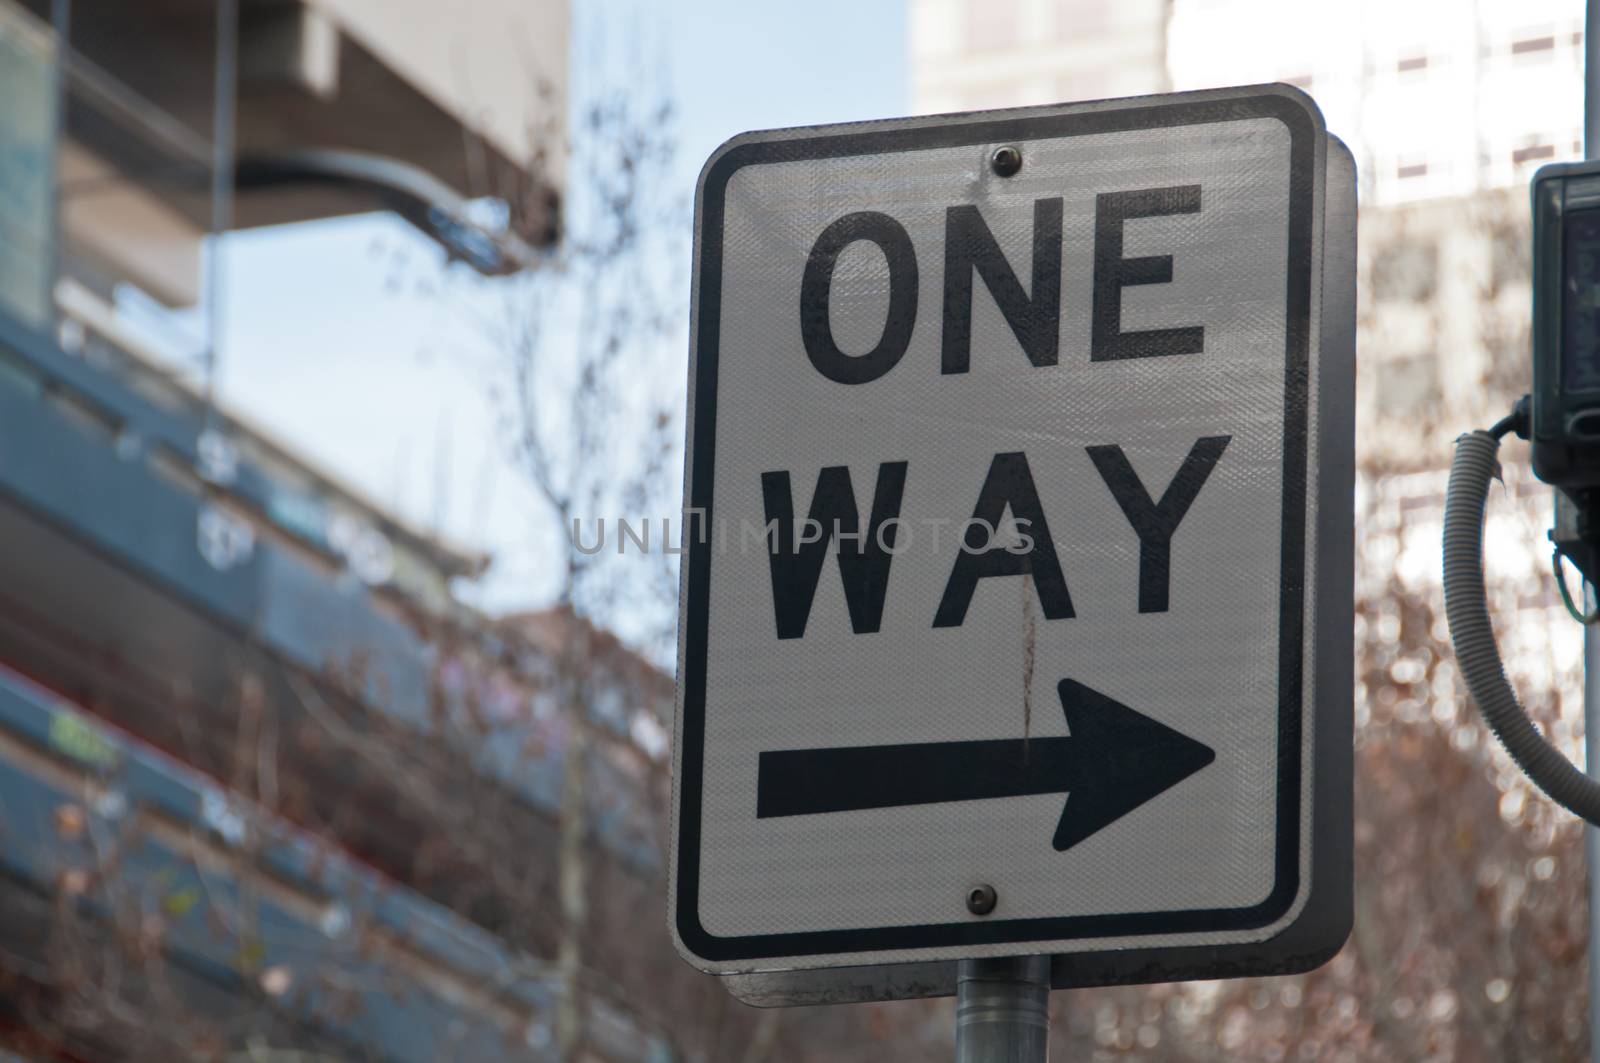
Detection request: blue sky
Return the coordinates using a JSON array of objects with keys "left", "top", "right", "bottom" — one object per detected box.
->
[{"left": 211, "top": 0, "right": 907, "bottom": 614}]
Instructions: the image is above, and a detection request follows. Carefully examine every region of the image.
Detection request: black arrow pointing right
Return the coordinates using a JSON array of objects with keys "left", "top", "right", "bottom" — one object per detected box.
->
[{"left": 756, "top": 678, "right": 1215, "bottom": 852}]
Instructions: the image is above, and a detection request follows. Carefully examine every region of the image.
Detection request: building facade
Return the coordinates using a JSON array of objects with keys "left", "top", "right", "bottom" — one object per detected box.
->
[
  {"left": 911, "top": 0, "right": 1169, "bottom": 116},
  {"left": 0, "top": 2, "right": 696, "bottom": 1060},
  {"left": 1165, "top": 0, "right": 1584, "bottom": 206},
  {"left": 913, "top": 0, "right": 1584, "bottom": 206}
]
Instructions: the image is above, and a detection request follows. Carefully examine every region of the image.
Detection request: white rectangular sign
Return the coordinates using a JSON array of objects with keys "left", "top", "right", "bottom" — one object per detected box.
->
[{"left": 671, "top": 85, "right": 1354, "bottom": 980}]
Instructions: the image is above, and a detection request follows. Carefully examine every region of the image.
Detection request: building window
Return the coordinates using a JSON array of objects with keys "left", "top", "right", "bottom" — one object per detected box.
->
[
  {"left": 1053, "top": 0, "right": 1109, "bottom": 39},
  {"left": 1511, "top": 35, "right": 1556, "bottom": 60},
  {"left": 1397, "top": 159, "right": 1429, "bottom": 180},
  {"left": 1374, "top": 355, "right": 1440, "bottom": 418},
  {"left": 1397, "top": 55, "right": 1429, "bottom": 75},
  {"left": 1371, "top": 240, "right": 1437, "bottom": 303},
  {"left": 1491, "top": 226, "right": 1531, "bottom": 291},
  {"left": 964, "top": 83, "right": 1026, "bottom": 112},
  {"left": 1055, "top": 76, "right": 1100, "bottom": 103},
  {"left": 968, "top": 0, "right": 1020, "bottom": 52},
  {"left": 1512, "top": 143, "right": 1556, "bottom": 166}
]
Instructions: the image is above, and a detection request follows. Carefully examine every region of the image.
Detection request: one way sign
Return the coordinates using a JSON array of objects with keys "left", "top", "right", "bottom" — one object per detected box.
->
[{"left": 671, "top": 84, "right": 1354, "bottom": 985}]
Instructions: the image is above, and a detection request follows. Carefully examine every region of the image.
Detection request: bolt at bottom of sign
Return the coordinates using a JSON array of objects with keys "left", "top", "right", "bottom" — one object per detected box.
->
[{"left": 966, "top": 884, "right": 998, "bottom": 916}]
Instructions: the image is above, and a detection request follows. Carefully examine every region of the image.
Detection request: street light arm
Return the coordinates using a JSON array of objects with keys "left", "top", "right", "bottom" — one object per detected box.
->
[{"left": 235, "top": 148, "right": 547, "bottom": 277}]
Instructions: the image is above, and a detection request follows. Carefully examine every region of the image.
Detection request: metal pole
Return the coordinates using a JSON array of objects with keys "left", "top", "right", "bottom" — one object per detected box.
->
[
  {"left": 204, "top": 0, "right": 237, "bottom": 418},
  {"left": 1586, "top": 7, "right": 1600, "bottom": 1062},
  {"left": 1587, "top": 0, "right": 1600, "bottom": 162},
  {"left": 47, "top": 0, "right": 71, "bottom": 331},
  {"left": 955, "top": 956, "right": 1050, "bottom": 1063}
]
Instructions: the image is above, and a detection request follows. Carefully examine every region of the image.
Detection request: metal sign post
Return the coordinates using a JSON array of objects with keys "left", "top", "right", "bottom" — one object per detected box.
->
[
  {"left": 956, "top": 957, "right": 1050, "bottom": 1063},
  {"left": 669, "top": 84, "right": 1357, "bottom": 1022}
]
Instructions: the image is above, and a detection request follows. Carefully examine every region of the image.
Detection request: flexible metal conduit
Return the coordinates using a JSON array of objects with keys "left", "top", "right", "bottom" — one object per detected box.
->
[{"left": 1443, "top": 429, "right": 1600, "bottom": 825}]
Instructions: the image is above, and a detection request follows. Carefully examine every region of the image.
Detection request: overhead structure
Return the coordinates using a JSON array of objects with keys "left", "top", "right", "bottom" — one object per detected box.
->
[{"left": 32, "top": 0, "right": 568, "bottom": 306}]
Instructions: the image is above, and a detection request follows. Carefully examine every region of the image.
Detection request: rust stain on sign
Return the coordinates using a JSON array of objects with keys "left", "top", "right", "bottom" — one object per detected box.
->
[{"left": 1021, "top": 570, "right": 1037, "bottom": 747}]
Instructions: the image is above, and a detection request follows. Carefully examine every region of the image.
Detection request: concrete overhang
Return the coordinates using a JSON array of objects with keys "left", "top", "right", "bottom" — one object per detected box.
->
[{"left": 44, "top": 0, "right": 566, "bottom": 247}]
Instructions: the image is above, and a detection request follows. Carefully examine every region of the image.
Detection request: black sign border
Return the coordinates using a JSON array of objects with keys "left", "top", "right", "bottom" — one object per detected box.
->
[{"left": 677, "top": 91, "right": 1319, "bottom": 964}]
